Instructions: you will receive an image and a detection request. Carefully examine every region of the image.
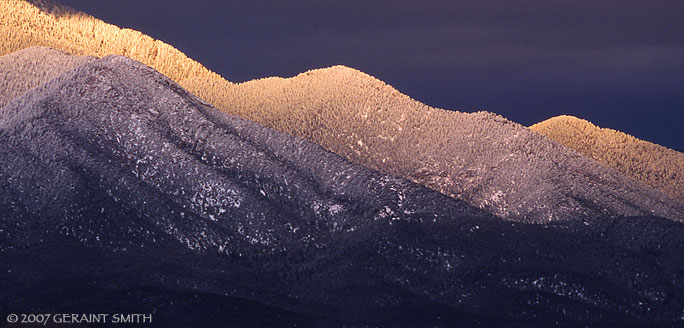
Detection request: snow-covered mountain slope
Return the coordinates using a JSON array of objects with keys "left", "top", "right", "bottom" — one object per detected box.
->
[
  {"left": 4, "top": 0, "right": 681, "bottom": 222},
  {"left": 217, "top": 65, "right": 684, "bottom": 223},
  {"left": 531, "top": 115, "right": 684, "bottom": 203},
  {"left": 0, "top": 46, "right": 94, "bottom": 108},
  {"left": 1, "top": 54, "right": 684, "bottom": 327}
]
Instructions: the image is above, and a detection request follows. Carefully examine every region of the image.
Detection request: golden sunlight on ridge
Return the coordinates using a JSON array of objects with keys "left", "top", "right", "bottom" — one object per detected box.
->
[
  {"left": 2, "top": 0, "right": 681, "bottom": 221},
  {"left": 0, "top": 0, "right": 232, "bottom": 106},
  {"left": 531, "top": 115, "right": 684, "bottom": 202}
]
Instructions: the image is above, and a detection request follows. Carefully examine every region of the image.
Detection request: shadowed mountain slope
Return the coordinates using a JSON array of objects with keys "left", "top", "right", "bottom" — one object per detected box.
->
[
  {"left": 217, "top": 66, "right": 684, "bottom": 223},
  {"left": 3, "top": 47, "right": 682, "bottom": 224},
  {"left": 1, "top": 0, "right": 232, "bottom": 101},
  {"left": 0, "top": 46, "right": 94, "bottom": 107},
  {"left": 2, "top": 55, "right": 684, "bottom": 327},
  {"left": 531, "top": 115, "right": 684, "bottom": 203},
  {"left": 3, "top": 0, "right": 682, "bottom": 223}
]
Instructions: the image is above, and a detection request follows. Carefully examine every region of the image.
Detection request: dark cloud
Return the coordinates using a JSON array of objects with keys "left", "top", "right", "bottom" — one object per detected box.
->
[{"left": 57, "top": 0, "right": 684, "bottom": 150}]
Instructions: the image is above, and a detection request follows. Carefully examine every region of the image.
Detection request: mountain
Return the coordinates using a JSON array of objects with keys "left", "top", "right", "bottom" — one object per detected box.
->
[
  {"left": 218, "top": 66, "right": 684, "bottom": 223},
  {"left": 531, "top": 115, "right": 684, "bottom": 203},
  {"left": 0, "top": 46, "right": 94, "bottom": 107},
  {"left": 3, "top": 1, "right": 682, "bottom": 223},
  {"left": 1, "top": 0, "right": 231, "bottom": 98},
  {"left": 3, "top": 49, "right": 682, "bottom": 226},
  {"left": 2, "top": 53, "right": 684, "bottom": 327}
]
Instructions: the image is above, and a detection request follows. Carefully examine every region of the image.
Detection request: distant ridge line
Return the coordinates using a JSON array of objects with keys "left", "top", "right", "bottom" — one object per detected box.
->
[
  {"left": 2, "top": 0, "right": 682, "bottom": 222},
  {"left": 531, "top": 115, "right": 684, "bottom": 202},
  {"left": 1, "top": 0, "right": 230, "bottom": 100}
]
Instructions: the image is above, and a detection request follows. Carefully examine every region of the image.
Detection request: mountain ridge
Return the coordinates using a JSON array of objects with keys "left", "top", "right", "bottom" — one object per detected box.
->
[
  {"left": 220, "top": 60, "right": 684, "bottom": 222},
  {"left": 1, "top": 0, "right": 230, "bottom": 97},
  {"left": 2, "top": 0, "right": 681, "bottom": 222},
  {"left": 2, "top": 54, "right": 684, "bottom": 326},
  {"left": 2, "top": 45, "right": 682, "bottom": 223},
  {"left": 531, "top": 115, "right": 684, "bottom": 202}
]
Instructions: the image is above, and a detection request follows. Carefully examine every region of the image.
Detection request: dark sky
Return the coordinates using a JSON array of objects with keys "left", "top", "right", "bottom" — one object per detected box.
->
[{"left": 57, "top": 0, "right": 684, "bottom": 151}]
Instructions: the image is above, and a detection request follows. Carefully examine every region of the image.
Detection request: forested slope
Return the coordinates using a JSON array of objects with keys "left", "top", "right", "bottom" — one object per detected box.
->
[
  {"left": 0, "top": 46, "right": 93, "bottom": 107},
  {"left": 2, "top": 1, "right": 681, "bottom": 222},
  {"left": 531, "top": 115, "right": 683, "bottom": 202},
  {"left": 1, "top": 54, "right": 684, "bottom": 327},
  {"left": 1, "top": 0, "right": 232, "bottom": 104},
  {"left": 219, "top": 66, "right": 683, "bottom": 222}
]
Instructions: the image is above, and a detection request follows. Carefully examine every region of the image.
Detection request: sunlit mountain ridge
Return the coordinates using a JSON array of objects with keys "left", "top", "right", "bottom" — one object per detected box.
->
[
  {"left": 2, "top": 52, "right": 684, "bottom": 328},
  {"left": 2, "top": 0, "right": 681, "bottom": 221},
  {"left": 531, "top": 115, "right": 683, "bottom": 202},
  {"left": 1, "top": 0, "right": 230, "bottom": 96}
]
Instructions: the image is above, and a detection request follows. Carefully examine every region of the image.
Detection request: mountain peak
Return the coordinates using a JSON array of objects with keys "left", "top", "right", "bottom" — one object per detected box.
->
[
  {"left": 3, "top": 52, "right": 684, "bottom": 326},
  {"left": 299, "top": 65, "right": 397, "bottom": 88},
  {"left": 222, "top": 60, "right": 684, "bottom": 222},
  {"left": 532, "top": 115, "right": 601, "bottom": 132},
  {"left": 3, "top": 1, "right": 681, "bottom": 221},
  {"left": 530, "top": 115, "right": 684, "bottom": 202},
  {"left": 1, "top": 51, "right": 495, "bottom": 259}
]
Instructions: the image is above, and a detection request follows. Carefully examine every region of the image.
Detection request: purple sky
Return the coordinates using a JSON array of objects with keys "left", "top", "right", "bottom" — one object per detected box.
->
[{"left": 56, "top": 0, "right": 684, "bottom": 150}]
